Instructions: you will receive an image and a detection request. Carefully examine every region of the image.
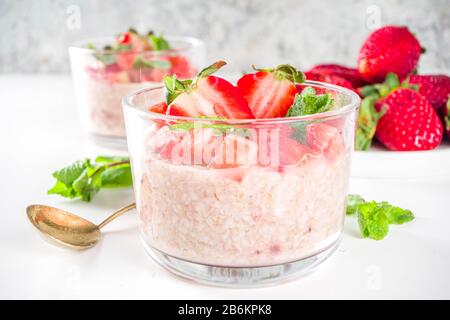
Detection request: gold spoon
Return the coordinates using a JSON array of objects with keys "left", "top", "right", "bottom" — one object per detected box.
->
[{"left": 26, "top": 203, "right": 136, "bottom": 249}]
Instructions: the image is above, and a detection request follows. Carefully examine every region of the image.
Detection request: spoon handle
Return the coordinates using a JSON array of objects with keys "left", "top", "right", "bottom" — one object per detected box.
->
[{"left": 97, "top": 203, "right": 136, "bottom": 229}]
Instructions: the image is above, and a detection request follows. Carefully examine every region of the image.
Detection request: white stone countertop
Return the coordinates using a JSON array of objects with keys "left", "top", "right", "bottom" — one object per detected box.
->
[{"left": 1, "top": 74, "right": 449, "bottom": 299}]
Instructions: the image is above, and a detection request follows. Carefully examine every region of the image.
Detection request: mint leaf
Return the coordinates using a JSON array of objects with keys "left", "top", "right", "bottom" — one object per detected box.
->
[
  {"left": 48, "top": 157, "right": 132, "bottom": 202},
  {"left": 170, "top": 116, "right": 233, "bottom": 133},
  {"left": 149, "top": 34, "right": 170, "bottom": 51},
  {"left": 346, "top": 195, "right": 414, "bottom": 240},
  {"left": 378, "top": 202, "right": 414, "bottom": 225},
  {"left": 95, "top": 155, "right": 129, "bottom": 164},
  {"left": 355, "top": 95, "right": 385, "bottom": 151},
  {"left": 101, "top": 164, "right": 133, "bottom": 188},
  {"left": 286, "top": 87, "right": 334, "bottom": 117},
  {"left": 72, "top": 166, "right": 103, "bottom": 202},
  {"left": 358, "top": 202, "right": 390, "bottom": 240},
  {"left": 48, "top": 180, "right": 77, "bottom": 199},
  {"left": 51, "top": 160, "right": 89, "bottom": 187},
  {"left": 133, "top": 56, "right": 171, "bottom": 70},
  {"left": 164, "top": 75, "right": 192, "bottom": 105},
  {"left": 86, "top": 43, "right": 117, "bottom": 66},
  {"left": 346, "top": 194, "right": 366, "bottom": 215}
]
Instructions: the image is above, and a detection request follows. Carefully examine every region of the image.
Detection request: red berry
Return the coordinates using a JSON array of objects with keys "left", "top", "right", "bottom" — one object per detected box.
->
[
  {"left": 237, "top": 65, "right": 303, "bottom": 118},
  {"left": 308, "top": 64, "right": 367, "bottom": 88},
  {"left": 439, "top": 101, "right": 450, "bottom": 140},
  {"left": 375, "top": 88, "right": 443, "bottom": 151},
  {"left": 168, "top": 75, "right": 254, "bottom": 119},
  {"left": 169, "top": 55, "right": 196, "bottom": 79},
  {"left": 279, "top": 138, "right": 316, "bottom": 166},
  {"left": 148, "top": 102, "right": 168, "bottom": 114},
  {"left": 209, "top": 134, "right": 258, "bottom": 169},
  {"left": 304, "top": 71, "right": 354, "bottom": 90},
  {"left": 357, "top": 26, "right": 422, "bottom": 83},
  {"left": 117, "top": 32, "right": 131, "bottom": 45},
  {"left": 408, "top": 75, "right": 450, "bottom": 110},
  {"left": 306, "top": 123, "right": 345, "bottom": 159},
  {"left": 116, "top": 52, "right": 136, "bottom": 70}
]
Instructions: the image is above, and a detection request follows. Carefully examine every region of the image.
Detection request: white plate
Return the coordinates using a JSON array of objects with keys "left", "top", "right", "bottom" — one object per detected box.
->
[{"left": 351, "top": 142, "right": 450, "bottom": 179}]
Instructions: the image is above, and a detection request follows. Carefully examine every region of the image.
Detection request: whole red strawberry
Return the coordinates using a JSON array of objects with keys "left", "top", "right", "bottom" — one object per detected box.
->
[
  {"left": 407, "top": 75, "right": 450, "bottom": 110},
  {"left": 237, "top": 64, "right": 304, "bottom": 118},
  {"left": 375, "top": 88, "right": 443, "bottom": 151},
  {"left": 439, "top": 98, "right": 450, "bottom": 139},
  {"left": 357, "top": 26, "right": 422, "bottom": 83},
  {"left": 304, "top": 71, "right": 354, "bottom": 90},
  {"left": 308, "top": 64, "right": 367, "bottom": 88}
]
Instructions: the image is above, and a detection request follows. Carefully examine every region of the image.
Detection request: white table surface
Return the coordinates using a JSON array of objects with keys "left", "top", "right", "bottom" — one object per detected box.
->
[{"left": 1, "top": 74, "right": 449, "bottom": 300}]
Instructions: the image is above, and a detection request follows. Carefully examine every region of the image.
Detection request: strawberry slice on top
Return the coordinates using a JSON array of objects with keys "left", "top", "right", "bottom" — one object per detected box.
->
[
  {"left": 237, "top": 64, "right": 305, "bottom": 118},
  {"left": 306, "top": 122, "right": 345, "bottom": 159},
  {"left": 165, "top": 61, "right": 254, "bottom": 119}
]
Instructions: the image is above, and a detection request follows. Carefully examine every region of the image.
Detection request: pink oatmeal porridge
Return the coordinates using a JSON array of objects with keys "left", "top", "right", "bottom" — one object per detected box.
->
[
  {"left": 135, "top": 126, "right": 350, "bottom": 267},
  {"left": 70, "top": 29, "right": 200, "bottom": 139}
]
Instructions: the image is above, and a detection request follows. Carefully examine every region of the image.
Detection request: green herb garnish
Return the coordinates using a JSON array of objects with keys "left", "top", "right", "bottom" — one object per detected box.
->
[
  {"left": 169, "top": 116, "right": 233, "bottom": 133},
  {"left": 346, "top": 194, "right": 414, "bottom": 240},
  {"left": 286, "top": 87, "right": 334, "bottom": 117},
  {"left": 48, "top": 156, "right": 132, "bottom": 202},
  {"left": 149, "top": 34, "right": 170, "bottom": 51},
  {"left": 132, "top": 56, "right": 171, "bottom": 70}
]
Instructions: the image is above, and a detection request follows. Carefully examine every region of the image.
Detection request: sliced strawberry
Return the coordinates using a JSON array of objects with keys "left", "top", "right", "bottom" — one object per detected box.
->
[
  {"left": 249, "top": 127, "right": 314, "bottom": 168},
  {"left": 210, "top": 134, "right": 258, "bottom": 169},
  {"left": 116, "top": 32, "right": 132, "bottom": 46},
  {"left": 148, "top": 102, "right": 168, "bottom": 114},
  {"left": 237, "top": 65, "right": 305, "bottom": 118},
  {"left": 179, "top": 128, "right": 222, "bottom": 165},
  {"left": 166, "top": 61, "right": 254, "bottom": 119},
  {"left": 149, "top": 126, "right": 185, "bottom": 160},
  {"left": 116, "top": 52, "right": 137, "bottom": 70},
  {"left": 207, "top": 134, "right": 258, "bottom": 182},
  {"left": 169, "top": 55, "right": 197, "bottom": 79},
  {"left": 86, "top": 63, "right": 130, "bottom": 84},
  {"left": 169, "top": 76, "right": 253, "bottom": 118},
  {"left": 279, "top": 137, "right": 316, "bottom": 166},
  {"left": 117, "top": 31, "right": 151, "bottom": 52},
  {"left": 306, "top": 123, "right": 345, "bottom": 159}
]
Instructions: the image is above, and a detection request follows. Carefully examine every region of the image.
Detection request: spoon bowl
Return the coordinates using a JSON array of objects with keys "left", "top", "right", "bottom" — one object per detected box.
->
[
  {"left": 27, "top": 205, "right": 101, "bottom": 249},
  {"left": 26, "top": 203, "right": 135, "bottom": 249}
]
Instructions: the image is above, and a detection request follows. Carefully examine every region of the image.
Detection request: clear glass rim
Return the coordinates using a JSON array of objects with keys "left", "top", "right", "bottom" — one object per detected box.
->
[
  {"left": 123, "top": 80, "right": 361, "bottom": 124},
  {"left": 69, "top": 35, "right": 204, "bottom": 55}
]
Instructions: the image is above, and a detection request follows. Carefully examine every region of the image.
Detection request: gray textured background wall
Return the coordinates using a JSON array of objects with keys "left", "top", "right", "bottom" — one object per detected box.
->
[{"left": 1, "top": 0, "right": 449, "bottom": 74}]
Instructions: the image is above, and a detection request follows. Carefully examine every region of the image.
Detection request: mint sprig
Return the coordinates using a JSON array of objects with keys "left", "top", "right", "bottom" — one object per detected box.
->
[
  {"left": 149, "top": 34, "right": 170, "bottom": 51},
  {"left": 169, "top": 116, "right": 233, "bottom": 133},
  {"left": 286, "top": 87, "right": 334, "bottom": 117},
  {"left": 132, "top": 56, "right": 171, "bottom": 70},
  {"left": 48, "top": 156, "right": 132, "bottom": 202},
  {"left": 163, "top": 61, "right": 227, "bottom": 105},
  {"left": 346, "top": 194, "right": 414, "bottom": 240}
]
